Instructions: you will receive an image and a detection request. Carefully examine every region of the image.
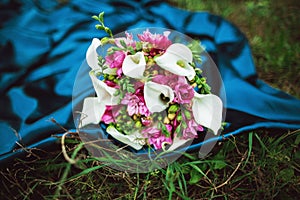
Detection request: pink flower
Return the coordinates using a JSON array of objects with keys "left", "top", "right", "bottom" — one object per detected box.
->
[
  {"left": 134, "top": 86, "right": 151, "bottom": 116},
  {"left": 152, "top": 74, "right": 193, "bottom": 104},
  {"left": 165, "top": 124, "right": 173, "bottom": 132},
  {"left": 115, "top": 31, "right": 136, "bottom": 48},
  {"left": 174, "top": 83, "right": 194, "bottom": 104},
  {"left": 182, "top": 120, "right": 202, "bottom": 139},
  {"left": 142, "top": 127, "right": 172, "bottom": 150},
  {"left": 104, "top": 80, "right": 119, "bottom": 88},
  {"left": 152, "top": 74, "right": 178, "bottom": 87},
  {"left": 141, "top": 117, "right": 152, "bottom": 126},
  {"left": 105, "top": 51, "right": 126, "bottom": 72},
  {"left": 101, "top": 105, "right": 121, "bottom": 124},
  {"left": 138, "top": 29, "right": 172, "bottom": 49},
  {"left": 121, "top": 93, "right": 140, "bottom": 116},
  {"left": 138, "top": 101, "right": 150, "bottom": 116},
  {"left": 152, "top": 74, "right": 187, "bottom": 90},
  {"left": 121, "top": 92, "right": 150, "bottom": 117}
]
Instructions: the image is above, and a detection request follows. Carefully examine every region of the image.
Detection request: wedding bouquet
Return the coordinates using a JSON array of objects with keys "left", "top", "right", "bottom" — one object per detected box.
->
[{"left": 79, "top": 13, "right": 223, "bottom": 152}]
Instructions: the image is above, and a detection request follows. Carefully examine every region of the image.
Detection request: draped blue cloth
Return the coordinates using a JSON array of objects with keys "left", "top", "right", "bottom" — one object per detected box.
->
[{"left": 1, "top": 0, "right": 299, "bottom": 163}]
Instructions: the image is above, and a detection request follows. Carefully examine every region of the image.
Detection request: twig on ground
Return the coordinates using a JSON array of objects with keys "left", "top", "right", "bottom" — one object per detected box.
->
[{"left": 213, "top": 150, "right": 247, "bottom": 191}]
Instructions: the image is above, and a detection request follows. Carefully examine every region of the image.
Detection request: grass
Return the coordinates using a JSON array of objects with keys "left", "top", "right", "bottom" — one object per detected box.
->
[{"left": 1, "top": 0, "right": 300, "bottom": 199}]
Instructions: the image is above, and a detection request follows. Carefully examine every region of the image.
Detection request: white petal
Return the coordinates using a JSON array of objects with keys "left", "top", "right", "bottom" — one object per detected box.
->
[
  {"left": 167, "top": 43, "right": 193, "bottom": 62},
  {"left": 86, "top": 38, "right": 101, "bottom": 70},
  {"left": 144, "top": 81, "right": 174, "bottom": 113},
  {"left": 89, "top": 71, "right": 119, "bottom": 105},
  {"left": 103, "top": 67, "right": 117, "bottom": 75},
  {"left": 192, "top": 93, "right": 223, "bottom": 135},
  {"left": 122, "top": 52, "right": 146, "bottom": 79},
  {"left": 167, "top": 135, "right": 192, "bottom": 151},
  {"left": 79, "top": 97, "right": 106, "bottom": 128},
  {"left": 106, "top": 126, "right": 144, "bottom": 150},
  {"left": 154, "top": 43, "right": 195, "bottom": 80}
]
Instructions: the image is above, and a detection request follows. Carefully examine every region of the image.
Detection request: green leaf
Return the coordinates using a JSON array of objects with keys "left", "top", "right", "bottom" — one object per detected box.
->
[
  {"left": 111, "top": 47, "right": 123, "bottom": 51},
  {"left": 189, "top": 168, "right": 203, "bottom": 184},
  {"left": 119, "top": 40, "right": 127, "bottom": 48},
  {"left": 175, "top": 123, "right": 182, "bottom": 135},
  {"left": 211, "top": 151, "right": 227, "bottom": 169},
  {"left": 127, "top": 87, "right": 135, "bottom": 94},
  {"left": 92, "top": 15, "right": 99, "bottom": 21},
  {"left": 128, "top": 46, "right": 136, "bottom": 55},
  {"left": 188, "top": 40, "right": 204, "bottom": 63},
  {"left": 106, "top": 28, "right": 113, "bottom": 38},
  {"left": 98, "top": 12, "right": 104, "bottom": 23},
  {"left": 122, "top": 83, "right": 127, "bottom": 90},
  {"left": 95, "top": 24, "right": 104, "bottom": 30},
  {"left": 161, "top": 123, "right": 171, "bottom": 137},
  {"left": 213, "top": 160, "right": 227, "bottom": 170},
  {"left": 278, "top": 168, "right": 294, "bottom": 182},
  {"left": 294, "top": 133, "right": 300, "bottom": 145},
  {"left": 136, "top": 41, "right": 142, "bottom": 51}
]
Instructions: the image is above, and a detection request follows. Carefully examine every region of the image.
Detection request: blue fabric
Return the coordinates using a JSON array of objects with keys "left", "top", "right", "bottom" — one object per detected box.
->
[{"left": 1, "top": 0, "right": 299, "bottom": 163}]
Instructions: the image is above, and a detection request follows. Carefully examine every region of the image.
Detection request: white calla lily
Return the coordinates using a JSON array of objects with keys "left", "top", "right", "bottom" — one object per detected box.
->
[
  {"left": 89, "top": 71, "right": 119, "bottom": 105},
  {"left": 86, "top": 38, "right": 116, "bottom": 75},
  {"left": 144, "top": 81, "right": 174, "bottom": 113},
  {"left": 79, "top": 72, "right": 120, "bottom": 128},
  {"left": 79, "top": 97, "right": 106, "bottom": 128},
  {"left": 86, "top": 38, "right": 101, "bottom": 70},
  {"left": 106, "top": 126, "right": 145, "bottom": 150},
  {"left": 192, "top": 92, "right": 223, "bottom": 135},
  {"left": 154, "top": 43, "right": 196, "bottom": 80},
  {"left": 167, "top": 135, "right": 191, "bottom": 151},
  {"left": 122, "top": 52, "right": 146, "bottom": 79}
]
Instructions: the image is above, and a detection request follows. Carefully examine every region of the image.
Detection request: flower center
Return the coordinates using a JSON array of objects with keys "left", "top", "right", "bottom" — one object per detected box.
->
[
  {"left": 176, "top": 60, "right": 186, "bottom": 68},
  {"left": 160, "top": 93, "right": 170, "bottom": 103},
  {"left": 130, "top": 54, "right": 141, "bottom": 64}
]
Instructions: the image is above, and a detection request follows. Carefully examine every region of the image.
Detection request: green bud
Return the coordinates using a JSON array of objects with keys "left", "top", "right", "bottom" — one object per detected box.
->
[
  {"left": 200, "top": 77, "right": 206, "bottom": 83},
  {"left": 177, "top": 114, "right": 182, "bottom": 122},
  {"left": 184, "top": 110, "right": 192, "bottom": 120},
  {"left": 108, "top": 74, "right": 115, "bottom": 80},
  {"left": 135, "top": 120, "right": 142, "bottom": 128},
  {"left": 98, "top": 12, "right": 104, "bottom": 23},
  {"left": 196, "top": 77, "right": 201, "bottom": 85},
  {"left": 104, "top": 27, "right": 110, "bottom": 33},
  {"left": 168, "top": 104, "right": 179, "bottom": 113},
  {"left": 182, "top": 121, "right": 187, "bottom": 129},
  {"left": 175, "top": 124, "right": 182, "bottom": 135},
  {"left": 195, "top": 68, "right": 202, "bottom": 74},
  {"left": 92, "top": 15, "right": 99, "bottom": 21},
  {"left": 100, "top": 37, "right": 110, "bottom": 45}
]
